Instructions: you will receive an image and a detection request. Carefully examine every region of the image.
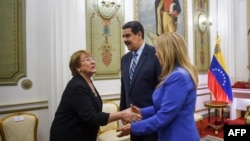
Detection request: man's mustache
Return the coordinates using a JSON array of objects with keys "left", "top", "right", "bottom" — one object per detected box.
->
[{"left": 124, "top": 41, "right": 130, "bottom": 45}]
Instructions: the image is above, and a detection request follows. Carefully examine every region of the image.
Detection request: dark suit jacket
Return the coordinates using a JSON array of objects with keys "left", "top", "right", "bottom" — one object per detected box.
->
[
  {"left": 50, "top": 74, "right": 109, "bottom": 141},
  {"left": 120, "top": 44, "right": 162, "bottom": 111}
]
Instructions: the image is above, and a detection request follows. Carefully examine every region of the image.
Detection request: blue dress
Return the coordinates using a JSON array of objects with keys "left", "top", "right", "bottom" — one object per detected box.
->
[{"left": 131, "top": 66, "right": 200, "bottom": 141}]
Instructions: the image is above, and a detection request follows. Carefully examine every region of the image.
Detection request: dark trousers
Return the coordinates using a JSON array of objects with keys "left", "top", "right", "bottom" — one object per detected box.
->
[{"left": 130, "top": 132, "right": 158, "bottom": 141}]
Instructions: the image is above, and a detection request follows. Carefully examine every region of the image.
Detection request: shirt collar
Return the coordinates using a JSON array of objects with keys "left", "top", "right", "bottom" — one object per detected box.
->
[{"left": 134, "top": 42, "right": 145, "bottom": 57}]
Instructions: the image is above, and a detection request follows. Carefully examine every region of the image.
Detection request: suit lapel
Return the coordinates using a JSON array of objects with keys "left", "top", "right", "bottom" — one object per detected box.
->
[
  {"left": 129, "top": 45, "right": 148, "bottom": 88},
  {"left": 124, "top": 52, "right": 132, "bottom": 87}
]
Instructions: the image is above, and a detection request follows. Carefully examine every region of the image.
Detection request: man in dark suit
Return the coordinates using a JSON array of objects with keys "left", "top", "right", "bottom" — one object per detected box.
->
[{"left": 120, "top": 21, "right": 162, "bottom": 141}]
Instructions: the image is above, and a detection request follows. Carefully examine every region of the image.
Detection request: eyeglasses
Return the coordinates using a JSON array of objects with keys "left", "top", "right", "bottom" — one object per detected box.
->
[{"left": 80, "top": 57, "right": 96, "bottom": 62}]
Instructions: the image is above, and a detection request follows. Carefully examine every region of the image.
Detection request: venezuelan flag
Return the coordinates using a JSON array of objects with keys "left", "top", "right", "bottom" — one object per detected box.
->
[{"left": 208, "top": 36, "right": 233, "bottom": 103}]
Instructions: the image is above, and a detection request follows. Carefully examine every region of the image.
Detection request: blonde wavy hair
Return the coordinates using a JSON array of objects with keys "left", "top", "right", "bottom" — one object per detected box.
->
[{"left": 155, "top": 32, "right": 198, "bottom": 88}]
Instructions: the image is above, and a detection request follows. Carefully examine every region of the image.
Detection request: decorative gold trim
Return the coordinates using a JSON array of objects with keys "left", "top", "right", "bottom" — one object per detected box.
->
[
  {"left": 0, "top": 100, "right": 48, "bottom": 107},
  {"left": 0, "top": 106, "right": 48, "bottom": 115},
  {"left": 21, "top": 79, "right": 32, "bottom": 90}
]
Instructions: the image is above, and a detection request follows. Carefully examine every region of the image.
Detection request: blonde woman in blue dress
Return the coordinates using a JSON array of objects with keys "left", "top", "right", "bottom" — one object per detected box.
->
[{"left": 118, "top": 32, "right": 199, "bottom": 141}]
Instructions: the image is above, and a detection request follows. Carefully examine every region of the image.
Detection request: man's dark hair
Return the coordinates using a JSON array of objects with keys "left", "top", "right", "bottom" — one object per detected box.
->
[{"left": 122, "top": 21, "right": 144, "bottom": 39}]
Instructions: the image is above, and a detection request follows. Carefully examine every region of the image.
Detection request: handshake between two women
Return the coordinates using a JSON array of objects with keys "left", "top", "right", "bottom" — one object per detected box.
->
[{"left": 117, "top": 104, "right": 141, "bottom": 137}]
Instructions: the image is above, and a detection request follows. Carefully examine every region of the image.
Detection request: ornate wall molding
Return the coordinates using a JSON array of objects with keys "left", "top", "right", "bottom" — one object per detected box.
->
[
  {"left": 193, "top": 0, "right": 210, "bottom": 73},
  {"left": 86, "top": 0, "right": 124, "bottom": 79},
  {"left": 0, "top": 0, "right": 26, "bottom": 85},
  {"left": 0, "top": 100, "right": 48, "bottom": 114}
]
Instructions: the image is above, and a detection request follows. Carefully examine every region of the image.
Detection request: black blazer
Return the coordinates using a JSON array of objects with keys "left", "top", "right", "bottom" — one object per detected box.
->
[
  {"left": 50, "top": 74, "right": 109, "bottom": 141},
  {"left": 120, "top": 44, "right": 162, "bottom": 110}
]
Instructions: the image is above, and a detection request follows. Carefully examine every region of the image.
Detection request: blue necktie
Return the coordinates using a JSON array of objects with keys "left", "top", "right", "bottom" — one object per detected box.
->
[{"left": 129, "top": 52, "right": 138, "bottom": 81}]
